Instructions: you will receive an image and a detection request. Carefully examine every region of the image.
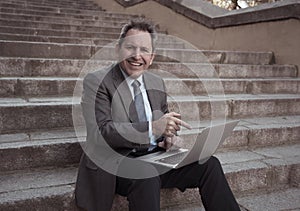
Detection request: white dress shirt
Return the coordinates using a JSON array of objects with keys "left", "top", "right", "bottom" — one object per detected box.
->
[{"left": 120, "top": 67, "right": 156, "bottom": 147}]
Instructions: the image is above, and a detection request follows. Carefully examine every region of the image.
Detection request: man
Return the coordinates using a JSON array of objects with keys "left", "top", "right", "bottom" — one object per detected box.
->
[{"left": 75, "top": 19, "right": 240, "bottom": 211}]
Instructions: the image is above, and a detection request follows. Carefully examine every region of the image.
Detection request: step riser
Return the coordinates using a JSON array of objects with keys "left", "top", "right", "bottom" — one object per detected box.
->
[
  {"left": 169, "top": 98, "right": 300, "bottom": 121},
  {"left": 0, "top": 79, "right": 79, "bottom": 97},
  {"left": 0, "top": 33, "right": 99, "bottom": 45},
  {"left": 6, "top": 0, "right": 100, "bottom": 6},
  {"left": 1, "top": 79, "right": 299, "bottom": 97},
  {"left": 0, "top": 104, "right": 74, "bottom": 133},
  {"left": 0, "top": 8, "right": 138, "bottom": 21},
  {"left": 1, "top": 99, "right": 300, "bottom": 133},
  {"left": 0, "top": 186, "right": 78, "bottom": 211},
  {"left": 225, "top": 163, "right": 299, "bottom": 194},
  {"left": 4, "top": 0, "right": 100, "bottom": 10},
  {"left": 216, "top": 64, "right": 298, "bottom": 78},
  {"left": 165, "top": 80, "right": 300, "bottom": 95},
  {"left": 0, "top": 42, "right": 274, "bottom": 64},
  {"left": 0, "top": 3, "right": 139, "bottom": 18},
  {"left": 0, "top": 26, "right": 120, "bottom": 39},
  {"left": 0, "top": 19, "right": 121, "bottom": 33},
  {"left": 0, "top": 161, "right": 298, "bottom": 210},
  {"left": 0, "top": 59, "right": 112, "bottom": 77},
  {"left": 0, "top": 33, "right": 186, "bottom": 48},
  {"left": 0, "top": 14, "right": 128, "bottom": 27},
  {"left": 1, "top": 126, "right": 299, "bottom": 171},
  {"left": 0, "top": 142, "right": 82, "bottom": 172},
  {"left": 0, "top": 59, "right": 296, "bottom": 78},
  {"left": 0, "top": 3, "right": 105, "bottom": 15}
]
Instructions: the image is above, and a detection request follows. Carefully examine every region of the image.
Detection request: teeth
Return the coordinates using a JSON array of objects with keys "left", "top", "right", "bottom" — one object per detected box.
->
[{"left": 129, "top": 61, "right": 142, "bottom": 66}]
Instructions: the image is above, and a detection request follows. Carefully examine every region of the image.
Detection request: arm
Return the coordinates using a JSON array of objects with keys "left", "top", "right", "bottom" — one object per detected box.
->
[{"left": 81, "top": 71, "right": 150, "bottom": 151}]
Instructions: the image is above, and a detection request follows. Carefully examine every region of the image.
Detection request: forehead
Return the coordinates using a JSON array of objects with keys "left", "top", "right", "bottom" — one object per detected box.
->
[{"left": 122, "top": 29, "right": 152, "bottom": 48}]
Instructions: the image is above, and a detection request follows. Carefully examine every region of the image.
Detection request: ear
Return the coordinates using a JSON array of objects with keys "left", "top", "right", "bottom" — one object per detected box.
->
[
  {"left": 115, "top": 43, "right": 120, "bottom": 53},
  {"left": 149, "top": 53, "right": 155, "bottom": 65},
  {"left": 115, "top": 43, "right": 121, "bottom": 61}
]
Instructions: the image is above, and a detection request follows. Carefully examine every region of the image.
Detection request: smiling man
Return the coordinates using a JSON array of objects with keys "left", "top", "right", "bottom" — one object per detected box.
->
[{"left": 75, "top": 19, "right": 240, "bottom": 211}]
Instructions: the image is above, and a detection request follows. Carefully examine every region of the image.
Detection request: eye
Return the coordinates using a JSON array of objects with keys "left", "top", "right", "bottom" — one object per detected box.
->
[
  {"left": 141, "top": 47, "right": 151, "bottom": 53},
  {"left": 125, "top": 45, "right": 134, "bottom": 50}
]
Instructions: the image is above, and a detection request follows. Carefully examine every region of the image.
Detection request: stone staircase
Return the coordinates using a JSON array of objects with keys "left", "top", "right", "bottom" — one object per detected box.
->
[{"left": 0, "top": 0, "right": 299, "bottom": 210}]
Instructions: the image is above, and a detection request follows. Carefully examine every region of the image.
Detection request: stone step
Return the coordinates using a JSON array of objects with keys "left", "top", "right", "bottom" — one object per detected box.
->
[
  {"left": 0, "top": 33, "right": 186, "bottom": 49},
  {"left": 168, "top": 188, "right": 300, "bottom": 211},
  {"left": 4, "top": 0, "right": 102, "bottom": 10},
  {"left": 0, "top": 95, "right": 299, "bottom": 132},
  {"left": 1, "top": 77, "right": 300, "bottom": 97},
  {"left": 0, "top": 115, "right": 299, "bottom": 171},
  {"left": 0, "top": 2, "right": 107, "bottom": 15},
  {"left": 0, "top": 25, "right": 121, "bottom": 39},
  {"left": 0, "top": 7, "right": 128, "bottom": 21},
  {"left": 0, "top": 144, "right": 299, "bottom": 210},
  {"left": 151, "top": 63, "right": 299, "bottom": 79},
  {"left": 0, "top": 3, "right": 139, "bottom": 18},
  {"left": 0, "top": 18, "right": 122, "bottom": 34},
  {"left": 0, "top": 41, "right": 274, "bottom": 64},
  {"left": 0, "top": 32, "right": 113, "bottom": 45},
  {"left": 169, "top": 94, "right": 300, "bottom": 121},
  {"left": 0, "top": 58, "right": 296, "bottom": 78},
  {"left": 0, "top": 7, "right": 140, "bottom": 22},
  {"left": 0, "top": 12, "right": 128, "bottom": 27},
  {"left": 237, "top": 188, "right": 300, "bottom": 211},
  {"left": 10, "top": 0, "right": 100, "bottom": 4},
  {"left": 165, "top": 78, "right": 300, "bottom": 95}
]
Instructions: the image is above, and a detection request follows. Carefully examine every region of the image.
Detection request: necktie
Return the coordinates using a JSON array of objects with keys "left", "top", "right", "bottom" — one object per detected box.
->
[{"left": 132, "top": 80, "right": 147, "bottom": 122}]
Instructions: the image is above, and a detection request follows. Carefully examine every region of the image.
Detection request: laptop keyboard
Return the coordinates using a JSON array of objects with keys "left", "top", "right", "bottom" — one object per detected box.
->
[{"left": 155, "top": 151, "right": 188, "bottom": 165}]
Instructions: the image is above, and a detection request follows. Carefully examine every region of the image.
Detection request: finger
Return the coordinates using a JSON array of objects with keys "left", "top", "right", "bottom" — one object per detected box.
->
[
  {"left": 158, "top": 141, "right": 165, "bottom": 148},
  {"left": 168, "top": 121, "right": 180, "bottom": 131},
  {"left": 168, "top": 112, "right": 181, "bottom": 118},
  {"left": 172, "top": 118, "right": 192, "bottom": 130},
  {"left": 164, "top": 129, "right": 175, "bottom": 137},
  {"left": 165, "top": 137, "right": 172, "bottom": 149}
]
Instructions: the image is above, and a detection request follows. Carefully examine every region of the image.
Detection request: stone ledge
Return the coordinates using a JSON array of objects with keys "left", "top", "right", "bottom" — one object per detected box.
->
[{"left": 115, "top": 0, "right": 300, "bottom": 28}]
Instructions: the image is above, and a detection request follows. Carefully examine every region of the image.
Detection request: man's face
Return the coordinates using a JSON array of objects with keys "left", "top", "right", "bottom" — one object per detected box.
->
[{"left": 116, "top": 29, "right": 155, "bottom": 79}]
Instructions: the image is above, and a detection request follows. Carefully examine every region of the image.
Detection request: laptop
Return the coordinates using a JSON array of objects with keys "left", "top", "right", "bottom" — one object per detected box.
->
[{"left": 138, "top": 120, "right": 239, "bottom": 169}]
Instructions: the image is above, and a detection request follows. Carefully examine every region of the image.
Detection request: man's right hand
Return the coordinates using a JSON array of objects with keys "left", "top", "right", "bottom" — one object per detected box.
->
[{"left": 152, "top": 112, "right": 192, "bottom": 137}]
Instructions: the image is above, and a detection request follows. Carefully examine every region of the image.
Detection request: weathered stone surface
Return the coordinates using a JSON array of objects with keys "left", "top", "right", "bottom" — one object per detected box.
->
[
  {"left": 1, "top": 58, "right": 296, "bottom": 78},
  {"left": 0, "top": 138, "right": 82, "bottom": 171},
  {"left": 217, "top": 64, "right": 298, "bottom": 78},
  {"left": 238, "top": 188, "right": 300, "bottom": 211},
  {"left": 0, "top": 19, "right": 121, "bottom": 33},
  {"left": 0, "top": 101, "right": 74, "bottom": 133}
]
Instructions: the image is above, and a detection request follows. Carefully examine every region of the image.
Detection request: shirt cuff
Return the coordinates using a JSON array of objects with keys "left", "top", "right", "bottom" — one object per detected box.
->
[{"left": 148, "top": 121, "right": 156, "bottom": 146}]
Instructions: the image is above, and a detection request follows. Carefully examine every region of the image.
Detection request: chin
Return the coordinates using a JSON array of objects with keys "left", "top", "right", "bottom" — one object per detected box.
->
[
  {"left": 129, "top": 72, "right": 143, "bottom": 79},
  {"left": 126, "top": 69, "right": 145, "bottom": 78}
]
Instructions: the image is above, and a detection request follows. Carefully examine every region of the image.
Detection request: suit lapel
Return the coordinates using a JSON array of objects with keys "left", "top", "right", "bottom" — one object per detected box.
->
[{"left": 112, "top": 65, "right": 138, "bottom": 122}]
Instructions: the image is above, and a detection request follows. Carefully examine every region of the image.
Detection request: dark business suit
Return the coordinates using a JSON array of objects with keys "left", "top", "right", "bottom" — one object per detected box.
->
[
  {"left": 75, "top": 64, "right": 240, "bottom": 211},
  {"left": 75, "top": 63, "right": 168, "bottom": 210}
]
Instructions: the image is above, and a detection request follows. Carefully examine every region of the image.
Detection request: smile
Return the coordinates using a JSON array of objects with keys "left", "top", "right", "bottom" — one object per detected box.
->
[{"left": 127, "top": 60, "right": 143, "bottom": 66}]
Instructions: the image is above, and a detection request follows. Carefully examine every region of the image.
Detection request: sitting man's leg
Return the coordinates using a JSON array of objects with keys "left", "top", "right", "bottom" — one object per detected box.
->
[
  {"left": 160, "top": 156, "right": 241, "bottom": 211},
  {"left": 116, "top": 176, "right": 161, "bottom": 211}
]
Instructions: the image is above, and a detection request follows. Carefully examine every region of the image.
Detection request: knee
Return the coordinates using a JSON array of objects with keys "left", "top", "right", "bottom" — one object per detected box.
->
[
  {"left": 205, "top": 156, "right": 223, "bottom": 173},
  {"left": 207, "top": 156, "right": 221, "bottom": 166}
]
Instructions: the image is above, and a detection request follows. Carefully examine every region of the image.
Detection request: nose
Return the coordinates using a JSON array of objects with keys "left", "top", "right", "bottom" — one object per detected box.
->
[{"left": 132, "top": 47, "right": 142, "bottom": 59}]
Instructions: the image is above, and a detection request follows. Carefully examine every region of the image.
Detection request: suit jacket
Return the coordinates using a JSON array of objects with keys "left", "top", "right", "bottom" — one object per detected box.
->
[{"left": 75, "top": 64, "right": 168, "bottom": 211}]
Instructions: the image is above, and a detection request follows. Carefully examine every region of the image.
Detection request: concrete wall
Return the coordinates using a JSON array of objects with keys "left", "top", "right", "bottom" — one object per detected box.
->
[{"left": 93, "top": 0, "right": 300, "bottom": 69}]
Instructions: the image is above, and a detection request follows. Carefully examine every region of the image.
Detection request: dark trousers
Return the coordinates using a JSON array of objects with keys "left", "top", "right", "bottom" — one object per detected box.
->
[{"left": 116, "top": 156, "right": 240, "bottom": 211}]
